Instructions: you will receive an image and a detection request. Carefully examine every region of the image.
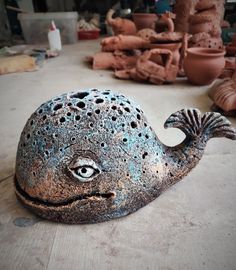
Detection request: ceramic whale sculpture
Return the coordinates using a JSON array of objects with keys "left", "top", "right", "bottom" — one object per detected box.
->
[{"left": 15, "top": 89, "right": 236, "bottom": 224}]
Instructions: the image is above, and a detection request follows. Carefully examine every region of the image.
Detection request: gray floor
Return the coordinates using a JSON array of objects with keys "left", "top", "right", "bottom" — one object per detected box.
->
[{"left": 0, "top": 41, "right": 236, "bottom": 270}]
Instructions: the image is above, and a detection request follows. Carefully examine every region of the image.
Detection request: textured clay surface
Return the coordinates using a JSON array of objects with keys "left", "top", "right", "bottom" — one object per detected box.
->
[{"left": 15, "top": 89, "right": 236, "bottom": 224}]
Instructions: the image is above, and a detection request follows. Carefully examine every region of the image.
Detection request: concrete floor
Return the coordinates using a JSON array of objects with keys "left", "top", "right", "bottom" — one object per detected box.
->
[{"left": 0, "top": 40, "right": 236, "bottom": 270}]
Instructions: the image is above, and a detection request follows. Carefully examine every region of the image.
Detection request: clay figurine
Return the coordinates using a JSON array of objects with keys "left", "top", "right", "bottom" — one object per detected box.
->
[
  {"left": 188, "top": 0, "right": 224, "bottom": 49},
  {"left": 158, "top": 11, "right": 176, "bottom": 33},
  {"left": 106, "top": 9, "right": 137, "bottom": 35},
  {"left": 115, "top": 49, "right": 178, "bottom": 84},
  {"left": 173, "top": 0, "right": 197, "bottom": 32},
  {"left": 209, "top": 76, "right": 236, "bottom": 116},
  {"left": 15, "top": 89, "right": 236, "bottom": 224},
  {"left": 86, "top": 50, "right": 140, "bottom": 70},
  {"left": 101, "top": 35, "right": 150, "bottom": 52}
]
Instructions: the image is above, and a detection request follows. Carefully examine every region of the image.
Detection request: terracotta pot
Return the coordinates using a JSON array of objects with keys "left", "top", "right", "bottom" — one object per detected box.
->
[
  {"left": 132, "top": 13, "right": 157, "bottom": 30},
  {"left": 184, "top": 47, "right": 225, "bottom": 85}
]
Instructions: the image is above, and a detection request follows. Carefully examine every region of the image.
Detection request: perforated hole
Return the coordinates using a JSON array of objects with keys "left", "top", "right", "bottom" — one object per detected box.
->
[
  {"left": 112, "top": 105, "right": 117, "bottom": 110},
  {"left": 111, "top": 97, "right": 116, "bottom": 101},
  {"left": 131, "top": 121, "right": 137, "bottom": 128},
  {"left": 75, "top": 115, "right": 80, "bottom": 121},
  {"left": 27, "top": 134, "right": 30, "bottom": 139},
  {"left": 90, "top": 123, "right": 93, "bottom": 127},
  {"left": 38, "top": 109, "right": 43, "bottom": 114},
  {"left": 67, "top": 112, "right": 71, "bottom": 116},
  {"left": 112, "top": 116, "right": 117, "bottom": 121},
  {"left": 77, "top": 101, "right": 85, "bottom": 109},
  {"left": 137, "top": 114, "right": 141, "bottom": 120},
  {"left": 102, "top": 91, "right": 110, "bottom": 95},
  {"left": 70, "top": 92, "right": 89, "bottom": 99},
  {"left": 95, "top": 98, "right": 104, "bottom": 104},
  {"left": 123, "top": 138, "right": 127, "bottom": 143},
  {"left": 145, "top": 135, "right": 149, "bottom": 139},
  {"left": 60, "top": 117, "right": 66, "bottom": 123},
  {"left": 33, "top": 171, "right": 36, "bottom": 176},
  {"left": 43, "top": 115, "right": 47, "bottom": 120},
  {"left": 30, "top": 120, "right": 34, "bottom": 126},
  {"left": 101, "top": 143, "right": 105, "bottom": 147},
  {"left": 142, "top": 152, "right": 148, "bottom": 159},
  {"left": 87, "top": 112, "right": 92, "bottom": 116},
  {"left": 95, "top": 109, "right": 100, "bottom": 114},
  {"left": 124, "top": 107, "right": 130, "bottom": 113},
  {"left": 53, "top": 104, "right": 63, "bottom": 111},
  {"left": 67, "top": 102, "right": 72, "bottom": 106}
]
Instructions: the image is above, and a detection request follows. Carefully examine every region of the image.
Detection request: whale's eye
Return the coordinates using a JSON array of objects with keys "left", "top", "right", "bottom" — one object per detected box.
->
[
  {"left": 68, "top": 158, "right": 100, "bottom": 182},
  {"left": 75, "top": 166, "right": 96, "bottom": 179}
]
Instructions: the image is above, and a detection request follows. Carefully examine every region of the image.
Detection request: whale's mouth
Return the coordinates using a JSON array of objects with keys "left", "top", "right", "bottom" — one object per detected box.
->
[{"left": 14, "top": 176, "right": 116, "bottom": 208}]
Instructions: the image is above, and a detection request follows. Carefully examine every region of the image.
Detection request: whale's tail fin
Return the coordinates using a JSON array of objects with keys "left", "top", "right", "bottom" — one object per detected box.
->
[{"left": 164, "top": 108, "right": 236, "bottom": 142}]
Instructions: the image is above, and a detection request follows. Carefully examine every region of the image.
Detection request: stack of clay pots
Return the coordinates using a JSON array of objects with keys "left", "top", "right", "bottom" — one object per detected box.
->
[{"left": 188, "top": 0, "right": 223, "bottom": 49}]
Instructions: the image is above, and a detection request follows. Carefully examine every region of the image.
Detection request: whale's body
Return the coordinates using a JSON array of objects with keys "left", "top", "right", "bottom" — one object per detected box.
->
[{"left": 15, "top": 89, "right": 236, "bottom": 223}]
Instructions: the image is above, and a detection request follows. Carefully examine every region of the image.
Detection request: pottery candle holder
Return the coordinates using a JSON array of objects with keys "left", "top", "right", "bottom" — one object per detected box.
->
[
  {"left": 184, "top": 47, "right": 225, "bottom": 85},
  {"left": 15, "top": 89, "right": 236, "bottom": 224}
]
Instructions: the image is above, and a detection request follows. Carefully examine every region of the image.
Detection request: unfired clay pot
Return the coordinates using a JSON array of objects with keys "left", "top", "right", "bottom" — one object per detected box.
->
[
  {"left": 132, "top": 13, "right": 157, "bottom": 30},
  {"left": 184, "top": 47, "right": 225, "bottom": 85}
]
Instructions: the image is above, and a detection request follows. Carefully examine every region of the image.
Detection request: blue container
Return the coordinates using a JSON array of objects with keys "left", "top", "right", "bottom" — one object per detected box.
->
[{"left": 155, "top": 0, "right": 172, "bottom": 14}]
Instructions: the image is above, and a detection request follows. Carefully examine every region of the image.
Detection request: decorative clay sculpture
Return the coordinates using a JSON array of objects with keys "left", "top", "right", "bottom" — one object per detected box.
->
[
  {"left": 106, "top": 9, "right": 137, "bottom": 36},
  {"left": 188, "top": 0, "right": 223, "bottom": 49},
  {"left": 115, "top": 49, "right": 178, "bottom": 84},
  {"left": 209, "top": 76, "right": 236, "bottom": 116},
  {"left": 173, "top": 0, "right": 197, "bottom": 32},
  {"left": 87, "top": 50, "right": 140, "bottom": 70},
  {"left": 101, "top": 35, "right": 150, "bottom": 52},
  {"left": 15, "top": 89, "right": 236, "bottom": 224}
]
